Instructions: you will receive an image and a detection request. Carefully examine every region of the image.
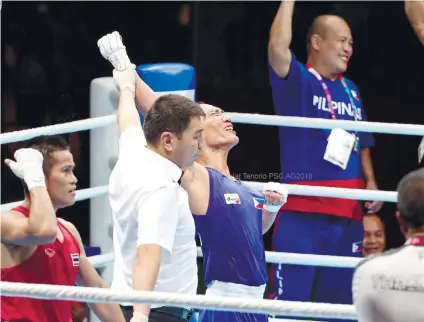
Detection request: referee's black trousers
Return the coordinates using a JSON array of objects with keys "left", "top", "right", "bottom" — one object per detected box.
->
[{"left": 121, "top": 305, "right": 191, "bottom": 322}]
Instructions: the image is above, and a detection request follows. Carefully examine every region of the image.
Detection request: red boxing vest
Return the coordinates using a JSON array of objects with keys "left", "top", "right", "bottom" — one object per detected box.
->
[{"left": 1, "top": 206, "right": 81, "bottom": 322}]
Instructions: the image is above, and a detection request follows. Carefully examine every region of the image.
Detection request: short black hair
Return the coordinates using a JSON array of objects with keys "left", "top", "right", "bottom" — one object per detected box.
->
[
  {"left": 21, "top": 135, "right": 70, "bottom": 196},
  {"left": 396, "top": 168, "right": 424, "bottom": 230},
  {"left": 143, "top": 94, "right": 205, "bottom": 144}
]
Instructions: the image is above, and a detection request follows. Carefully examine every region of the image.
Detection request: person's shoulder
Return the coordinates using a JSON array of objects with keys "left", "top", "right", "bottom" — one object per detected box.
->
[
  {"left": 135, "top": 176, "right": 180, "bottom": 199},
  {"left": 120, "top": 126, "right": 146, "bottom": 143},
  {"left": 354, "top": 246, "right": 406, "bottom": 274},
  {"left": 57, "top": 218, "right": 81, "bottom": 242},
  {"left": 58, "top": 218, "right": 77, "bottom": 233},
  {"left": 2, "top": 209, "right": 27, "bottom": 219},
  {"left": 268, "top": 50, "right": 311, "bottom": 83}
]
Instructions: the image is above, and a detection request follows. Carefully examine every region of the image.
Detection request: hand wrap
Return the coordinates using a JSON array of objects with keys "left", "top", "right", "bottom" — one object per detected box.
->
[{"left": 262, "top": 182, "right": 289, "bottom": 213}]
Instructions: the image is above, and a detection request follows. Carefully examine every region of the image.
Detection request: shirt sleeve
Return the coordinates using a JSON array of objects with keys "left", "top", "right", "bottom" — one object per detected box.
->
[
  {"left": 352, "top": 263, "right": 376, "bottom": 322},
  {"left": 118, "top": 126, "right": 147, "bottom": 158},
  {"left": 268, "top": 50, "right": 303, "bottom": 85},
  {"left": 268, "top": 50, "right": 311, "bottom": 117},
  {"left": 136, "top": 184, "right": 180, "bottom": 263}
]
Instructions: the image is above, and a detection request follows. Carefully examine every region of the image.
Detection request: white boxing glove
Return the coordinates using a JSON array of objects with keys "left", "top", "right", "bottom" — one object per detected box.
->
[
  {"left": 113, "top": 68, "right": 136, "bottom": 96},
  {"left": 262, "top": 182, "right": 289, "bottom": 213},
  {"left": 130, "top": 312, "right": 149, "bottom": 322},
  {"left": 97, "top": 31, "right": 133, "bottom": 71},
  {"left": 5, "top": 148, "right": 46, "bottom": 191}
]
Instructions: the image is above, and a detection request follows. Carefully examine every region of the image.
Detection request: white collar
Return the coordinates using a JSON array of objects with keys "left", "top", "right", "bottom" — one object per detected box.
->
[{"left": 143, "top": 147, "right": 182, "bottom": 183}]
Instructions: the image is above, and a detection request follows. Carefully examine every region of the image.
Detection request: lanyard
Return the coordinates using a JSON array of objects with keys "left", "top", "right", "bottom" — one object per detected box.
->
[
  {"left": 307, "top": 66, "right": 359, "bottom": 150},
  {"left": 405, "top": 235, "right": 424, "bottom": 246},
  {"left": 307, "top": 67, "right": 358, "bottom": 123}
]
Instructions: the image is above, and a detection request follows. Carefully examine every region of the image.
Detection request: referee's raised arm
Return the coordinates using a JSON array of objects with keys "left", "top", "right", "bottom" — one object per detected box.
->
[{"left": 112, "top": 68, "right": 142, "bottom": 135}]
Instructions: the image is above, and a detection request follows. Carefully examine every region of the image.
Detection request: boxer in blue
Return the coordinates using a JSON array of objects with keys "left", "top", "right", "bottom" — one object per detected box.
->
[
  {"left": 98, "top": 31, "right": 289, "bottom": 322},
  {"left": 183, "top": 105, "right": 288, "bottom": 322}
]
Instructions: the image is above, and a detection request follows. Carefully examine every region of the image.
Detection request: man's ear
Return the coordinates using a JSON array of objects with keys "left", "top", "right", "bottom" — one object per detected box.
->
[
  {"left": 395, "top": 211, "right": 406, "bottom": 235},
  {"left": 160, "top": 132, "right": 175, "bottom": 153},
  {"left": 310, "top": 34, "right": 322, "bottom": 52}
]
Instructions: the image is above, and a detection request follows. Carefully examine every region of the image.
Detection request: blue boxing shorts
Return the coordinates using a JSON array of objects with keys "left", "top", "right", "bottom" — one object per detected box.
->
[
  {"left": 269, "top": 211, "right": 363, "bottom": 322},
  {"left": 199, "top": 281, "right": 268, "bottom": 322}
]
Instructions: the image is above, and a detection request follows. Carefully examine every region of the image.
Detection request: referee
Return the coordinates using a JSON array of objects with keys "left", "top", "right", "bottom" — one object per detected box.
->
[
  {"left": 102, "top": 44, "right": 205, "bottom": 321},
  {"left": 352, "top": 168, "right": 424, "bottom": 322}
]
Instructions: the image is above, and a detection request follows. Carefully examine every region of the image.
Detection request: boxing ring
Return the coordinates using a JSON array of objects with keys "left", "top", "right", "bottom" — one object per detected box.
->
[{"left": 1, "top": 70, "right": 424, "bottom": 322}]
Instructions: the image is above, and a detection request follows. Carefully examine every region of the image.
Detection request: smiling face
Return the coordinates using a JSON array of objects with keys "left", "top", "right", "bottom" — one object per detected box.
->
[
  {"left": 362, "top": 214, "right": 386, "bottom": 257},
  {"left": 46, "top": 150, "right": 78, "bottom": 210},
  {"left": 309, "top": 15, "right": 353, "bottom": 75},
  {"left": 199, "top": 103, "right": 239, "bottom": 150}
]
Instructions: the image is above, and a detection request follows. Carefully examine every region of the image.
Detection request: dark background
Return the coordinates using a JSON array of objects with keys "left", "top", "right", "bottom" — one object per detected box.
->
[{"left": 2, "top": 1, "right": 424, "bottom": 255}]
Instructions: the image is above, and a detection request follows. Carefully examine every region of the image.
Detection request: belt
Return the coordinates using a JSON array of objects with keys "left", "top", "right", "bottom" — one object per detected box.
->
[{"left": 152, "top": 306, "right": 193, "bottom": 320}]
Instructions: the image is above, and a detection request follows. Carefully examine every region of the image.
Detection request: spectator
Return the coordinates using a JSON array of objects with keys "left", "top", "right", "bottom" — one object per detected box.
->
[
  {"left": 362, "top": 213, "right": 386, "bottom": 257},
  {"left": 267, "top": 1, "right": 381, "bottom": 319}
]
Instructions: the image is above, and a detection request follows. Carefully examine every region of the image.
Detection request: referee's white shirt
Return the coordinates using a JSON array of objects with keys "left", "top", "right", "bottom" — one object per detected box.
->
[
  {"left": 108, "top": 126, "right": 198, "bottom": 307},
  {"left": 352, "top": 242, "right": 424, "bottom": 322}
]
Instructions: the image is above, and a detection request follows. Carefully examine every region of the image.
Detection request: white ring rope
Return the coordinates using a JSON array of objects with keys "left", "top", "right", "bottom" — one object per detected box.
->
[
  {"left": 229, "top": 112, "right": 424, "bottom": 136},
  {"left": 86, "top": 246, "right": 360, "bottom": 270},
  {"left": 2, "top": 111, "right": 424, "bottom": 145},
  {"left": 0, "top": 115, "right": 116, "bottom": 145},
  {"left": 0, "top": 282, "right": 357, "bottom": 320},
  {"left": 245, "top": 181, "right": 397, "bottom": 202},
  {"left": 0, "top": 185, "right": 109, "bottom": 212},
  {"left": 0, "top": 182, "right": 397, "bottom": 213}
]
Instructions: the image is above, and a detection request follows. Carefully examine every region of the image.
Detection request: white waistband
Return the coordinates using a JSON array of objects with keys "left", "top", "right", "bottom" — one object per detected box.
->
[{"left": 206, "top": 281, "right": 266, "bottom": 299}]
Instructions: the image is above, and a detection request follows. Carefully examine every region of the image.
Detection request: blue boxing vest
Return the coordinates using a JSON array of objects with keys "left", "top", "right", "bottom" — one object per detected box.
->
[{"left": 194, "top": 168, "right": 268, "bottom": 287}]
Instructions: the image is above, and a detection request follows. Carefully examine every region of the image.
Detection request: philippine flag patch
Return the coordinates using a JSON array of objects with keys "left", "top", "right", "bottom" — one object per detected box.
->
[
  {"left": 352, "top": 241, "right": 363, "bottom": 253},
  {"left": 253, "top": 198, "right": 265, "bottom": 209},
  {"left": 71, "top": 253, "right": 80, "bottom": 267}
]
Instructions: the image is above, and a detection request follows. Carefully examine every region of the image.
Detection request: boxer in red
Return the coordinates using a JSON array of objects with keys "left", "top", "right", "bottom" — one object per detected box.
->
[{"left": 1, "top": 136, "right": 125, "bottom": 322}]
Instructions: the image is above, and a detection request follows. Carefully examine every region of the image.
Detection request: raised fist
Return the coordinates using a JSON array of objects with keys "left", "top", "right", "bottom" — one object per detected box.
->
[
  {"left": 262, "top": 182, "right": 289, "bottom": 213},
  {"left": 97, "top": 31, "right": 133, "bottom": 71},
  {"left": 5, "top": 148, "right": 46, "bottom": 190}
]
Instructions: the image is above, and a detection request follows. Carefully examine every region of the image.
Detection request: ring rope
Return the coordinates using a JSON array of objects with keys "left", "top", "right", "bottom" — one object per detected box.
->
[
  {"left": 0, "top": 185, "right": 109, "bottom": 212},
  {"left": 0, "top": 115, "right": 116, "bottom": 145},
  {"left": 86, "top": 246, "right": 360, "bottom": 270},
  {"left": 229, "top": 112, "right": 424, "bottom": 136},
  {"left": 2, "top": 111, "right": 424, "bottom": 145},
  {"left": 0, "top": 282, "right": 357, "bottom": 320},
  {"left": 0, "top": 182, "right": 396, "bottom": 213}
]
